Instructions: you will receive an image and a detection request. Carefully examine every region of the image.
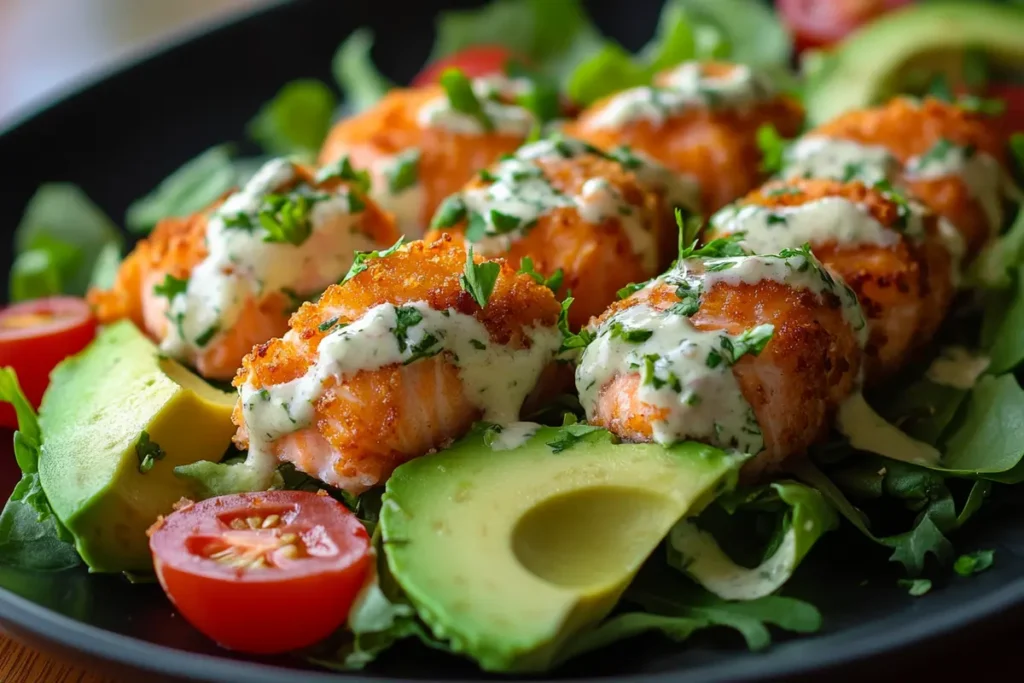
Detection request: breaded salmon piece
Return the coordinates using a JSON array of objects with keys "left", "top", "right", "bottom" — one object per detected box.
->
[
  {"left": 319, "top": 75, "right": 555, "bottom": 238},
  {"left": 575, "top": 249, "right": 864, "bottom": 479},
  {"left": 706, "top": 178, "right": 957, "bottom": 382},
  {"left": 88, "top": 158, "right": 398, "bottom": 380},
  {"left": 232, "top": 235, "right": 563, "bottom": 493},
  {"left": 424, "top": 137, "right": 700, "bottom": 329},
  {"left": 566, "top": 61, "right": 804, "bottom": 213},
  {"left": 807, "top": 97, "right": 1011, "bottom": 256}
]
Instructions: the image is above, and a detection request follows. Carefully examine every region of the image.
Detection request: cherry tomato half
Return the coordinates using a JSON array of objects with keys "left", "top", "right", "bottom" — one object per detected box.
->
[
  {"left": 149, "top": 491, "right": 372, "bottom": 654},
  {"left": 776, "top": 0, "right": 916, "bottom": 54},
  {"left": 983, "top": 84, "right": 1024, "bottom": 137},
  {"left": 412, "top": 46, "right": 522, "bottom": 87},
  {"left": 0, "top": 296, "right": 96, "bottom": 429}
]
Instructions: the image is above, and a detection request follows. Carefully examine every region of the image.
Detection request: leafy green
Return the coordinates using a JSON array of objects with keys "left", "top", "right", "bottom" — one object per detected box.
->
[
  {"left": 971, "top": 207, "right": 1024, "bottom": 290},
  {"left": 0, "top": 368, "right": 81, "bottom": 570},
  {"left": 342, "top": 237, "right": 406, "bottom": 284},
  {"left": 439, "top": 68, "right": 493, "bottom": 132},
  {"left": 152, "top": 273, "right": 188, "bottom": 300},
  {"left": 545, "top": 421, "right": 602, "bottom": 454},
  {"left": 13, "top": 184, "right": 123, "bottom": 297},
  {"left": 88, "top": 242, "right": 122, "bottom": 291},
  {"left": 954, "top": 549, "right": 994, "bottom": 576},
  {"left": 983, "top": 269, "right": 1024, "bottom": 373},
  {"left": 667, "top": 481, "right": 837, "bottom": 600},
  {"left": 316, "top": 155, "right": 372, "bottom": 194},
  {"left": 757, "top": 124, "right": 789, "bottom": 174},
  {"left": 459, "top": 247, "right": 500, "bottom": 308},
  {"left": 669, "top": 0, "right": 791, "bottom": 69},
  {"left": 940, "top": 375, "right": 1024, "bottom": 482},
  {"left": 258, "top": 193, "right": 318, "bottom": 246},
  {"left": 248, "top": 79, "right": 337, "bottom": 158},
  {"left": 333, "top": 28, "right": 394, "bottom": 114},
  {"left": 125, "top": 145, "right": 240, "bottom": 234},
  {"left": 135, "top": 431, "right": 166, "bottom": 474},
  {"left": 566, "top": 44, "right": 651, "bottom": 107},
  {"left": 384, "top": 149, "right": 420, "bottom": 195},
  {"left": 898, "top": 578, "right": 932, "bottom": 597},
  {"left": 9, "top": 249, "right": 63, "bottom": 302},
  {"left": 517, "top": 256, "right": 563, "bottom": 293}
]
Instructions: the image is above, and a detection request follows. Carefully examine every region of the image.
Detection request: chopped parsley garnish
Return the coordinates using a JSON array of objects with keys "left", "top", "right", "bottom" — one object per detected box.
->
[
  {"left": 617, "top": 281, "right": 649, "bottom": 300},
  {"left": 608, "top": 322, "right": 653, "bottom": 343},
  {"left": 470, "top": 339, "right": 487, "bottom": 350},
  {"left": 915, "top": 138, "right": 955, "bottom": 168},
  {"left": 706, "top": 350, "right": 723, "bottom": 368},
  {"left": 641, "top": 354, "right": 681, "bottom": 392},
  {"left": 478, "top": 168, "right": 497, "bottom": 183},
  {"left": 465, "top": 211, "right": 489, "bottom": 242},
  {"left": 672, "top": 280, "right": 701, "bottom": 317},
  {"left": 517, "top": 256, "right": 563, "bottom": 293},
  {"left": 765, "top": 213, "right": 788, "bottom": 226},
  {"left": 557, "top": 296, "right": 594, "bottom": 352},
  {"left": 957, "top": 95, "right": 1005, "bottom": 116},
  {"left": 609, "top": 146, "right": 644, "bottom": 170},
  {"left": 516, "top": 76, "right": 562, "bottom": 124},
  {"left": 460, "top": 246, "right": 500, "bottom": 308},
  {"left": 756, "top": 123, "right": 788, "bottom": 174},
  {"left": 546, "top": 420, "right": 602, "bottom": 453},
  {"left": 342, "top": 237, "right": 405, "bottom": 283},
  {"left": 153, "top": 273, "right": 188, "bottom": 299},
  {"left": 194, "top": 324, "right": 220, "bottom": 348},
  {"left": 898, "top": 578, "right": 932, "bottom": 597},
  {"left": 222, "top": 212, "right": 257, "bottom": 232},
  {"left": 136, "top": 431, "right": 166, "bottom": 474},
  {"left": 871, "top": 179, "right": 912, "bottom": 228},
  {"left": 404, "top": 332, "right": 441, "bottom": 364},
  {"left": 718, "top": 324, "right": 775, "bottom": 365},
  {"left": 490, "top": 210, "right": 521, "bottom": 233},
  {"left": 431, "top": 195, "right": 467, "bottom": 229},
  {"left": 926, "top": 74, "right": 954, "bottom": 102},
  {"left": 840, "top": 162, "right": 865, "bottom": 183},
  {"left": 316, "top": 155, "right": 372, "bottom": 194},
  {"left": 392, "top": 306, "right": 424, "bottom": 352},
  {"left": 385, "top": 149, "right": 420, "bottom": 194},
  {"left": 953, "top": 549, "right": 994, "bottom": 576},
  {"left": 674, "top": 207, "right": 704, "bottom": 260},
  {"left": 318, "top": 317, "right": 340, "bottom": 333},
  {"left": 439, "top": 68, "right": 494, "bottom": 132},
  {"left": 679, "top": 233, "right": 749, "bottom": 261},
  {"left": 259, "top": 193, "right": 318, "bottom": 246}
]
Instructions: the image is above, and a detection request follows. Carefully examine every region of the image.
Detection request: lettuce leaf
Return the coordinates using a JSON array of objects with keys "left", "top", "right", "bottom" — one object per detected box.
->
[
  {"left": 125, "top": 145, "right": 241, "bottom": 235},
  {"left": 666, "top": 481, "right": 837, "bottom": 601},
  {"left": 0, "top": 368, "right": 81, "bottom": 570},
  {"left": 13, "top": 184, "right": 123, "bottom": 297},
  {"left": 333, "top": 28, "right": 395, "bottom": 115},
  {"left": 248, "top": 79, "right": 337, "bottom": 159}
]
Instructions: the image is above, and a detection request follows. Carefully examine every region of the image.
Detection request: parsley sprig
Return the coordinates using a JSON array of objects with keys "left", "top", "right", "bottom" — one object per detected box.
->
[
  {"left": 259, "top": 193, "right": 319, "bottom": 246},
  {"left": 153, "top": 273, "right": 188, "bottom": 300},
  {"left": 342, "top": 237, "right": 405, "bottom": 284},
  {"left": 460, "top": 246, "right": 500, "bottom": 308},
  {"left": 517, "top": 256, "right": 564, "bottom": 293},
  {"left": 316, "top": 155, "right": 372, "bottom": 194},
  {"left": 756, "top": 124, "right": 789, "bottom": 174},
  {"left": 440, "top": 68, "right": 494, "bottom": 132}
]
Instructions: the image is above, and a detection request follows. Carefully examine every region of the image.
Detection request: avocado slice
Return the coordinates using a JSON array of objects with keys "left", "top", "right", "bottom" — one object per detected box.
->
[
  {"left": 805, "top": 2, "right": 1024, "bottom": 125},
  {"left": 380, "top": 425, "right": 744, "bottom": 672},
  {"left": 38, "top": 321, "right": 237, "bottom": 573}
]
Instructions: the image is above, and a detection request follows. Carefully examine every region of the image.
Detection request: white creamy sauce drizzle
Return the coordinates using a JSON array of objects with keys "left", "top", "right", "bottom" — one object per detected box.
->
[
  {"left": 837, "top": 393, "right": 941, "bottom": 466},
  {"left": 583, "top": 61, "right": 776, "bottom": 130},
  {"left": 160, "top": 158, "right": 377, "bottom": 362},
  {"left": 905, "top": 139, "right": 1008, "bottom": 236},
  {"left": 710, "top": 197, "right": 903, "bottom": 255},
  {"left": 417, "top": 75, "right": 536, "bottom": 136},
  {"left": 486, "top": 421, "right": 541, "bottom": 451},
  {"left": 457, "top": 138, "right": 697, "bottom": 271},
  {"left": 781, "top": 136, "right": 899, "bottom": 186},
  {"left": 669, "top": 519, "right": 799, "bottom": 601},
  {"left": 575, "top": 252, "right": 867, "bottom": 453},
  {"left": 239, "top": 301, "right": 561, "bottom": 479},
  {"left": 926, "top": 346, "right": 990, "bottom": 389}
]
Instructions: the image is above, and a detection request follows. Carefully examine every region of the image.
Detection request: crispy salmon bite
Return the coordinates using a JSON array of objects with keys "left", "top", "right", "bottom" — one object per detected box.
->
[
  {"left": 706, "top": 178, "right": 959, "bottom": 383},
  {"left": 319, "top": 72, "right": 563, "bottom": 239},
  {"left": 783, "top": 96, "right": 1014, "bottom": 257},
  {"left": 565, "top": 60, "right": 804, "bottom": 213},
  {"left": 424, "top": 136, "right": 700, "bottom": 329},
  {"left": 88, "top": 158, "right": 398, "bottom": 380},
  {"left": 573, "top": 246, "right": 866, "bottom": 480},
  {"left": 230, "top": 235, "right": 564, "bottom": 494}
]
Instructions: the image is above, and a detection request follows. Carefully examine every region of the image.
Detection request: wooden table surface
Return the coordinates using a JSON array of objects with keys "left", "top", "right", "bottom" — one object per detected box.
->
[{"left": 0, "top": 636, "right": 113, "bottom": 683}]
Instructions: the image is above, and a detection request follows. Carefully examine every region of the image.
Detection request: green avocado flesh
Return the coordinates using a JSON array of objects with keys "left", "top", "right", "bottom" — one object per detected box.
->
[
  {"left": 37, "top": 321, "right": 237, "bottom": 573},
  {"left": 806, "top": 2, "right": 1024, "bottom": 125},
  {"left": 379, "top": 426, "right": 743, "bottom": 672}
]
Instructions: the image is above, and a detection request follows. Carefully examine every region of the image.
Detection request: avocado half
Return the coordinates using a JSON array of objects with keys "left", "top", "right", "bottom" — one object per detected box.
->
[
  {"left": 38, "top": 321, "right": 237, "bottom": 573},
  {"left": 805, "top": 2, "right": 1024, "bottom": 125},
  {"left": 379, "top": 425, "right": 744, "bottom": 672}
]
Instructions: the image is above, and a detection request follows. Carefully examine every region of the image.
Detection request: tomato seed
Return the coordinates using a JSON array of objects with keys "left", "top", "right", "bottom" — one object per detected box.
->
[
  {"left": 229, "top": 518, "right": 247, "bottom": 530},
  {"left": 279, "top": 532, "right": 298, "bottom": 545},
  {"left": 261, "top": 514, "right": 281, "bottom": 529}
]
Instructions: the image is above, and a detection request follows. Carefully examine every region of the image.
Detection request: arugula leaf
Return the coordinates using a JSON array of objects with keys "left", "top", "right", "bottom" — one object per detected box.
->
[
  {"left": 983, "top": 268, "right": 1024, "bottom": 373},
  {"left": 517, "top": 256, "right": 564, "bottom": 293},
  {"left": 941, "top": 375, "right": 1024, "bottom": 483},
  {"left": 333, "top": 28, "right": 394, "bottom": 115},
  {"left": 342, "top": 237, "right": 405, "bottom": 284},
  {"left": 125, "top": 145, "right": 239, "bottom": 234},
  {"left": 459, "top": 247, "right": 500, "bottom": 308},
  {"left": 14, "top": 184, "right": 123, "bottom": 297},
  {"left": 439, "top": 68, "right": 494, "bottom": 132},
  {"left": 756, "top": 124, "right": 789, "bottom": 174},
  {"left": 898, "top": 578, "right": 932, "bottom": 597},
  {"left": 9, "top": 249, "right": 63, "bottom": 302},
  {"left": 668, "top": 481, "right": 837, "bottom": 600},
  {"left": 954, "top": 549, "right": 994, "bottom": 576},
  {"left": 0, "top": 368, "right": 81, "bottom": 570},
  {"left": 248, "top": 79, "right": 337, "bottom": 158}
]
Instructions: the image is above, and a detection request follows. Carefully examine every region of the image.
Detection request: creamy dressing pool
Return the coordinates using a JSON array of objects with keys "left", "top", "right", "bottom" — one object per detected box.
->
[
  {"left": 926, "top": 346, "right": 990, "bottom": 389},
  {"left": 575, "top": 251, "right": 867, "bottom": 452},
  {"left": 160, "top": 158, "right": 378, "bottom": 363},
  {"left": 239, "top": 301, "right": 561, "bottom": 482},
  {"left": 583, "top": 61, "right": 777, "bottom": 130},
  {"left": 781, "top": 136, "right": 899, "bottom": 186}
]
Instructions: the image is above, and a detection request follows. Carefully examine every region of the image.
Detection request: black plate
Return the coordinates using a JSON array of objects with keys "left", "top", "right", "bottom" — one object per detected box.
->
[{"left": 2, "top": 1, "right": 1024, "bottom": 681}]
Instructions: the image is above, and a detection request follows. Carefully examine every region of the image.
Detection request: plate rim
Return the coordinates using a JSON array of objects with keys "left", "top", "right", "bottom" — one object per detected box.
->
[{"left": 3, "top": 0, "right": 1024, "bottom": 680}]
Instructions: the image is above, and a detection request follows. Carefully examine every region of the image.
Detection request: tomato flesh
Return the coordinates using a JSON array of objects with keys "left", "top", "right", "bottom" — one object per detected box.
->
[
  {"left": 777, "top": 0, "right": 915, "bottom": 53},
  {"left": 0, "top": 296, "right": 96, "bottom": 429},
  {"left": 412, "top": 46, "right": 522, "bottom": 87},
  {"left": 149, "top": 491, "right": 372, "bottom": 654}
]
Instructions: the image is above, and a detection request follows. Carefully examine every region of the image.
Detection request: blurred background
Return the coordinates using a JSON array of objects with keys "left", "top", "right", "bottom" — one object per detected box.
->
[{"left": 0, "top": 0, "right": 273, "bottom": 127}]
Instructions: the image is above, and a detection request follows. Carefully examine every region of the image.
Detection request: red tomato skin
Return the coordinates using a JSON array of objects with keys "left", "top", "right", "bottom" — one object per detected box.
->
[
  {"left": 0, "top": 297, "right": 96, "bottom": 429},
  {"left": 984, "top": 84, "right": 1024, "bottom": 137},
  {"left": 150, "top": 492, "right": 372, "bottom": 654},
  {"left": 412, "top": 46, "right": 520, "bottom": 86},
  {"left": 777, "top": 0, "right": 915, "bottom": 54}
]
